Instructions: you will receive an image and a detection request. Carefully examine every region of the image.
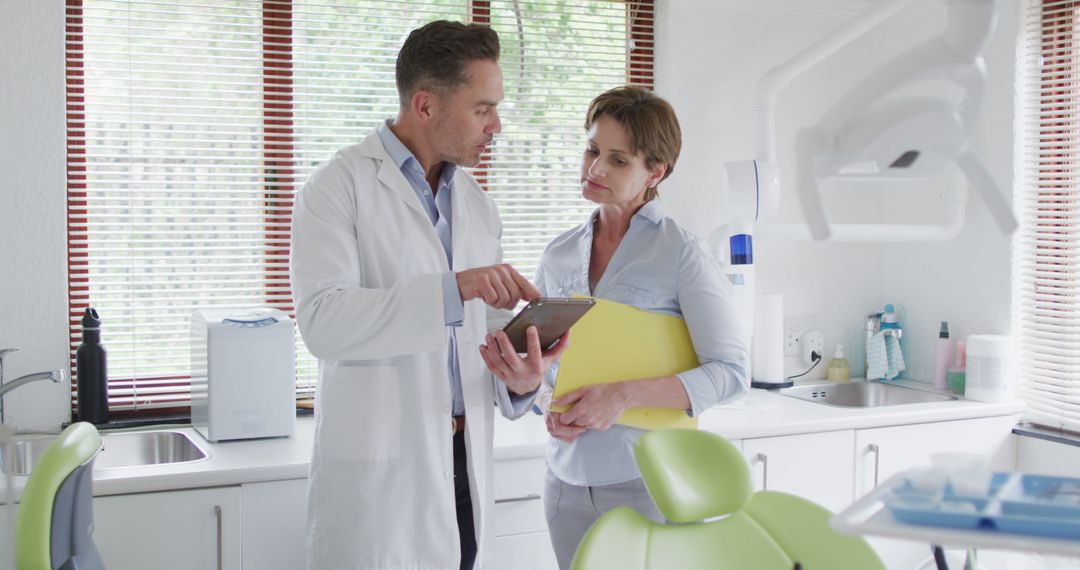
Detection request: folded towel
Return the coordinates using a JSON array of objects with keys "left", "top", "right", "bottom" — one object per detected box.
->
[
  {"left": 866, "top": 331, "right": 888, "bottom": 380},
  {"left": 884, "top": 333, "right": 906, "bottom": 380}
]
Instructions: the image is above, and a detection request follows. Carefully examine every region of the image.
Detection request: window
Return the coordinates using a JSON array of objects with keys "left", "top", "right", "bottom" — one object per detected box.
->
[
  {"left": 1017, "top": 0, "right": 1080, "bottom": 433},
  {"left": 65, "top": 0, "right": 654, "bottom": 415}
]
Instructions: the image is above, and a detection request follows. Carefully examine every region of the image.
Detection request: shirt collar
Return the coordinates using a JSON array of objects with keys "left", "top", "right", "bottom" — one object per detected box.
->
[
  {"left": 588, "top": 200, "right": 664, "bottom": 227},
  {"left": 377, "top": 120, "right": 458, "bottom": 187},
  {"left": 636, "top": 200, "right": 664, "bottom": 224}
]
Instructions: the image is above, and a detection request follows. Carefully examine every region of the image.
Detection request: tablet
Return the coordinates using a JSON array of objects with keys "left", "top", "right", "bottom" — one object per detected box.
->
[{"left": 502, "top": 297, "right": 596, "bottom": 353}]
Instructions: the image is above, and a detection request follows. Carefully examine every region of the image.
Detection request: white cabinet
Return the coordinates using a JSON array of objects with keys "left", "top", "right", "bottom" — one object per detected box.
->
[
  {"left": 94, "top": 486, "right": 242, "bottom": 570},
  {"left": 491, "top": 456, "right": 557, "bottom": 570},
  {"left": 241, "top": 479, "right": 308, "bottom": 570},
  {"left": 492, "top": 457, "right": 547, "bottom": 536},
  {"left": 0, "top": 503, "right": 14, "bottom": 570},
  {"left": 853, "top": 415, "right": 1017, "bottom": 570},
  {"left": 494, "top": 532, "right": 559, "bottom": 570},
  {"left": 854, "top": 415, "right": 1017, "bottom": 497},
  {"left": 742, "top": 430, "right": 855, "bottom": 513}
]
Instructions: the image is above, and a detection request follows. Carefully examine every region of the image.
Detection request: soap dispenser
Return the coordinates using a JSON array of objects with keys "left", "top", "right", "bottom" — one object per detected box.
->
[{"left": 826, "top": 344, "right": 850, "bottom": 381}]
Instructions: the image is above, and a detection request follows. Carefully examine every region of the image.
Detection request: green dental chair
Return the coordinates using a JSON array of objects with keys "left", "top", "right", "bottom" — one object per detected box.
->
[
  {"left": 571, "top": 429, "right": 885, "bottom": 570},
  {"left": 16, "top": 422, "right": 105, "bottom": 570}
]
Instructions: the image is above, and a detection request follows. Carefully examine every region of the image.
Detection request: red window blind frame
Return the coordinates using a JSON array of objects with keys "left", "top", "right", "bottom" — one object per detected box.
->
[
  {"left": 470, "top": 0, "right": 494, "bottom": 190},
  {"left": 65, "top": 0, "right": 91, "bottom": 415},
  {"left": 63, "top": 0, "right": 657, "bottom": 416},
  {"left": 628, "top": 0, "right": 655, "bottom": 89},
  {"left": 263, "top": 1, "right": 296, "bottom": 318},
  {"left": 1038, "top": 6, "right": 1074, "bottom": 285},
  {"left": 467, "top": 0, "right": 656, "bottom": 190},
  {"left": 63, "top": 0, "right": 300, "bottom": 417}
]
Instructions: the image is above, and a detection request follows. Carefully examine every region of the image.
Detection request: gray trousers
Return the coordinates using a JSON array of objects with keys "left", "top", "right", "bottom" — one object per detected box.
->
[{"left": 543, "top": 469, "right": 665, "bottom": 570}]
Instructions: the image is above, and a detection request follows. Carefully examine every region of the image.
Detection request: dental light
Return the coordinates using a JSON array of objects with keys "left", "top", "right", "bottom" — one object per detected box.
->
[{"left": 748, "top": 0, "right": 1017, "bottom": 242}]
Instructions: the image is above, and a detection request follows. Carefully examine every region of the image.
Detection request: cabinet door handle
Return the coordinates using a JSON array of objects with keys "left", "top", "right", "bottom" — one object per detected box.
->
[
  {"left": 868, "top": 444, "right": 881, "bottom": 488},
  {"left": 495, "top": 493, "right": 541, "bottom": 504},
  {"left": 214, "top": 505, "right": 223, "bottom": 570},
  {"left": 754, "top": 453, "right": 769, "bottom": 490}
]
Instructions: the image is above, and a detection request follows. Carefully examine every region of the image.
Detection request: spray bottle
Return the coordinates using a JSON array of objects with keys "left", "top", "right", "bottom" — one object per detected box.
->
[{"left": 934, "top": 321, "right": 953, "bottom": 390}]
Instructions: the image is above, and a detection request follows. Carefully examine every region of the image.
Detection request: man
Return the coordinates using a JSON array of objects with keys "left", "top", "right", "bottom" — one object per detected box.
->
[{"left": 290, "top": 20, "right": 563, "bottom": 570}]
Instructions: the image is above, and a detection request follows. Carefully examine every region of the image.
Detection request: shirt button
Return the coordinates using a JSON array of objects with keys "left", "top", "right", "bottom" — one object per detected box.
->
[{"left": 444, "top": 470, "right": 454, "bottom": 480}]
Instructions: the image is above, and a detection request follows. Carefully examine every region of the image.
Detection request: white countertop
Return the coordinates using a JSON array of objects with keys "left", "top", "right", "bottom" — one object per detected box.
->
[
  {"left": 698, "top": 381, "right": 1024, "bottom": 440},
  {"left": 1, "top": 380, "right": 1024, "bottom": 502}
]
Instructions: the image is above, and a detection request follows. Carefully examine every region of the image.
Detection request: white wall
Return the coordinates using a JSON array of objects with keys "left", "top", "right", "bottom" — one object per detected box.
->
[
  {"left": 0, "top": 0, "right": 71, "bottom": 432},
  {"left": 1016, "top": 435, "right": 1080, "bottom": 478},
  {"left": 881, "top": 0, "right": 1018, "bottom": 383},
  {"left": 0, "top": 0, "right": 1019, "bottom": 427},
  {"left": 654, "top": 0, "right": 1018, "bottom": 381}
]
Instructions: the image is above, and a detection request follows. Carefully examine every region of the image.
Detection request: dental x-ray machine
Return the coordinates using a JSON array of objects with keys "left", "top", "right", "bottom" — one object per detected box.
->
[{"left": 711, "top": 0, "right": 1018, "bottom": 373}]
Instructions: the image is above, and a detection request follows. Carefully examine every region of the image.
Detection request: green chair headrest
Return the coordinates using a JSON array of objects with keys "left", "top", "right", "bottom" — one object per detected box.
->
[{"left": 634, "top": 429, "right": 753, "bottom": 523}]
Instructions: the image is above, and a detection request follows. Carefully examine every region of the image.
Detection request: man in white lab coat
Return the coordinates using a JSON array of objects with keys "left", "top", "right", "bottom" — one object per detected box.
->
[{"left": 290, "top": 20, "right": 565, "bottom": 570}]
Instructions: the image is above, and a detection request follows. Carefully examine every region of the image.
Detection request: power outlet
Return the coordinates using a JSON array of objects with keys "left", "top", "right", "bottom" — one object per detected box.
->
[
  {"left": 801, "top": 329, "right": 825, "bottom": 365},
  {"left": 783, "top": 315, "right": 817, "bottom": 357}
]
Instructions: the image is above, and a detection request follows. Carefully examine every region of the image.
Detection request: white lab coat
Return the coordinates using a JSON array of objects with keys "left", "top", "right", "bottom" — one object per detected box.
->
[{"left": 290, "top": 128, "right": 518, "bottom": 569}]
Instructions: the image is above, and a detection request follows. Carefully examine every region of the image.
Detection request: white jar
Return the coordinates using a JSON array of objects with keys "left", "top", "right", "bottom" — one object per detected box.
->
[{"left": 964, "top": 334, "right": 1012, "bottom": 402}]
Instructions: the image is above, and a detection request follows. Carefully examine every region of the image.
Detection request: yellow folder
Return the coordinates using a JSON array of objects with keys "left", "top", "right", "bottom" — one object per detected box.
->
[{"left": 551, "top": 297, "right": 699, "bottom": 430}]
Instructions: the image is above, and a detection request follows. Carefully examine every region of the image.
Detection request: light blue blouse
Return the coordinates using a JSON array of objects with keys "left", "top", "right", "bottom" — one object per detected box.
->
[{"left": 538, "top": 201, "right": 750, "bottom": 486}]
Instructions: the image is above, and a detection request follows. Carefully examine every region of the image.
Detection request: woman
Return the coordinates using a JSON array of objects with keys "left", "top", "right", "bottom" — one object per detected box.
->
[{"left": 536, "top": 87, "right": 750, "bottom": 568}]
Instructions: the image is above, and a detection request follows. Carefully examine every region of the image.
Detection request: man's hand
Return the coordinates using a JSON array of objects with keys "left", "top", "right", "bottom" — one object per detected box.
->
[
  {"left": 479, "top": 326, "right": 569, "bottom": 395},
  {"left": 552, "top": 382, "right": 633, "bottom": 432},
  {"left": 546, "top": 410, "right": 586, "bottom": 444},
  {"left": 456, "top": 264, "right": 541, "bottom": 310}
]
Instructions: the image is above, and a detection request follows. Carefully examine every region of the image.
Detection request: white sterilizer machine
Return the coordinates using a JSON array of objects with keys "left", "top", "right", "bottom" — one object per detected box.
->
[{"left": 191, "top": 308, "right": 296, "bottom": 442}]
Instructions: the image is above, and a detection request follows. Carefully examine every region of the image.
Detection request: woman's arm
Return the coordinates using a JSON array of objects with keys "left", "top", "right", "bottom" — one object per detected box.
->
[
  {"left": 555, "top": 375, "right": 689, "bottom": 431},
  {"left": 672, "top": 239, "right": 750, "bottom": 416}
]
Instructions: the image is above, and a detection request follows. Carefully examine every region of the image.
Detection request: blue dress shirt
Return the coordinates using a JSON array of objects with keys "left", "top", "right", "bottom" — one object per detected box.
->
[
  {"left": 536, "top": 201, "right": 750, "bottom": 486},
  {"left": 377, "top": 122, "right": 531, "bottom": 417}
]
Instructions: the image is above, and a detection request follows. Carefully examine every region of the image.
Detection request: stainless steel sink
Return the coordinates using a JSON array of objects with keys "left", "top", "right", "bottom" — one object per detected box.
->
[
  {"left": 779, "top": 381, "right": 957, "bottom": 408},
  {"left": 0, "top": 430, "right": 207, "bottom": 476}
]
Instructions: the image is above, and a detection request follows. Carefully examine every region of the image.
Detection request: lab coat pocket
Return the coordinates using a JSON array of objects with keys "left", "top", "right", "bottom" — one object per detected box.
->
[
  {"left": 319, "top": 364, "right": 402, "bottom": 462},
  {"left": 461, "top": 232, "right": 501, "bottom": 271}
]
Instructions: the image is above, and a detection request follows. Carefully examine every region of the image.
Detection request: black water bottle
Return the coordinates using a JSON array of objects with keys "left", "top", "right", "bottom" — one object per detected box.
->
[{"left": 77, "top": 307, "right": 109, "bottom": 424}]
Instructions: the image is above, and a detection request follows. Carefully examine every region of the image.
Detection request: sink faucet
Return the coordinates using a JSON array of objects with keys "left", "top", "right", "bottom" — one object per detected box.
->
[{"left": 0, "top": 347, "right": 67, "bottom": 424}]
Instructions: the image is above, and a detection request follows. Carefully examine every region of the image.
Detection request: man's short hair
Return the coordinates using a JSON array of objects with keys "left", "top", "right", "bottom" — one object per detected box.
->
[{"left": 396, "top": 20, "right": 500, "bottom": 108}]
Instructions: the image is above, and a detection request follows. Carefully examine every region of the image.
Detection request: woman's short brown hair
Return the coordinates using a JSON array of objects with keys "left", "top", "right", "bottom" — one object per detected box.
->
[
  {"left": 585, "top": 87, "right": 682, "bottom": 202},
  {"left": 396, "top": 21, "right": 500, "bottom": 108}
]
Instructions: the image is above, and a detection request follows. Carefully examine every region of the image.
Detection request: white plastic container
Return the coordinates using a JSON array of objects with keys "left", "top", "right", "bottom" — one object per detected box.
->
[
  {"left": 964, "top": 334, "right": 1012, "bottom": 402},
  {"left": 191, "top": 308, "right": 296, "bottom": 441}
]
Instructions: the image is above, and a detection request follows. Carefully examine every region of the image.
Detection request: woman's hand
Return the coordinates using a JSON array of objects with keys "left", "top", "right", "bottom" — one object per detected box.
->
[
  {"left": 480, "top": 326, "right": 569, "bottom": 395},
  {"left": 546, "top": 411, "right": 586, "bottom": 443},
  {"left": 553, "top": 383, "right": 633, "bottom": 432}
]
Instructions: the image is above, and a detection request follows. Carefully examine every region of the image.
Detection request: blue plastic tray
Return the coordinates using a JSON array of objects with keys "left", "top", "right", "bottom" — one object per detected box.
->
[{"left": 882, "top": 472, "right": 1080, "bottom": 540}]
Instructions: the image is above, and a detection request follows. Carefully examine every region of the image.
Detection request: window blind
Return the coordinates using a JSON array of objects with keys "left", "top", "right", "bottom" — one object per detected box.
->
[
  {"left": 66, "top": 0, "right": 653, "bottom": 415},
  {"left": 1017, "top": 0, "right": 1080, "bottom": 433}
]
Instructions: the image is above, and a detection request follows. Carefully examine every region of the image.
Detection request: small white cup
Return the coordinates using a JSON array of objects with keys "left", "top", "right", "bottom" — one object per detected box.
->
[{"left": 932, "top": 452, "right": 992, "bottom": 498}]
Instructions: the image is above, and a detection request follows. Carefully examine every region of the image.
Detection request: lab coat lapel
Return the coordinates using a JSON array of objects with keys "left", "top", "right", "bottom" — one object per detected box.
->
[{"left": 360, "top": 131, "right": 448, "bottom": 271}]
